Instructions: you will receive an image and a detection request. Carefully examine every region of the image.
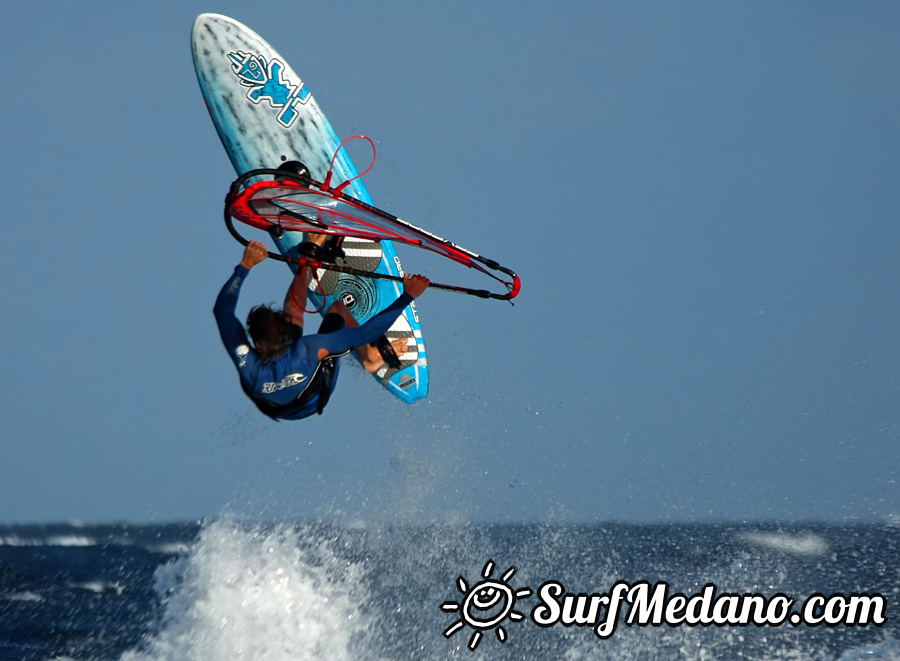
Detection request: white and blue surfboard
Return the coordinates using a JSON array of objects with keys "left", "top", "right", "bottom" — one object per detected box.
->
[{"left": 192, "top": 13, "right": 427, "bottom": 403}]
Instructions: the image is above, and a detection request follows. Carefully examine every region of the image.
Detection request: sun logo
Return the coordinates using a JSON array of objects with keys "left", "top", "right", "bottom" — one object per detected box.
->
[{"left": 441, "top": 560, "right": 532, "bottom": 650}]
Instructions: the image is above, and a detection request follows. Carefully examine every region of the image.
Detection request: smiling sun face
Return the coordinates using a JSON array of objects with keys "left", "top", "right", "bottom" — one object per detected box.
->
[
  {"left": 441, "top": 560, "right": 532, "bottom": 650},
  {"left": 466, "top": 581, "right": 512, "bottom": 624}
]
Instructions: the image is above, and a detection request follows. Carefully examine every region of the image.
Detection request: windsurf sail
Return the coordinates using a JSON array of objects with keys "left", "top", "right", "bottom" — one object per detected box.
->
[{"left": 224, "top": 168, "right": 521, "bottom": 301}]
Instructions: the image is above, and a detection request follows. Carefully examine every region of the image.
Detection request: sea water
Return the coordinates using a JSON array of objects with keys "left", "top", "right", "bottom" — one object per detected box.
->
[{"left": 0, "top": 520, "right": 897, "bottom": 660}]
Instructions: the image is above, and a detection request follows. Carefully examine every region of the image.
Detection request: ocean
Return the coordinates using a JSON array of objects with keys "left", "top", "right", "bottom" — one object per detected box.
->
[{"left": 0, "top": 519, "right": 896, "bottom": 660}]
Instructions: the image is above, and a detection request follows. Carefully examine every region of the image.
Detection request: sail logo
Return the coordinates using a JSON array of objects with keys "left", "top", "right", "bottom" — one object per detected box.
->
[{"left": 228, "top": 51, "right": 311, "bottom": 128}]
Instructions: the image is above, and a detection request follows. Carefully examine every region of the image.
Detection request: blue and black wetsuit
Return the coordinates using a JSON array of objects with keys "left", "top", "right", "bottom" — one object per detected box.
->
[{"left": 214, "top": 264, "right": 413, "bottom": 420}]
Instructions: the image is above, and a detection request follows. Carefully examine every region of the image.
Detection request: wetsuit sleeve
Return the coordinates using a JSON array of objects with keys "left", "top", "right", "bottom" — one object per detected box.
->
[
  {"left": 310, "top": 292, "right": 415, "bottom": 357},
  {"left": 213, "top": 265, "right": 251, "bottom": 363}
]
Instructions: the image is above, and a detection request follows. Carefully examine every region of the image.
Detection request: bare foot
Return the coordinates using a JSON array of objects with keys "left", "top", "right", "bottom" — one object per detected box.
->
[
  {"left": 359, "top": 337, "right": 409, "bottom": 373},
  {"left": 306, "top": 231, "right": 327, "bottom": 246}
]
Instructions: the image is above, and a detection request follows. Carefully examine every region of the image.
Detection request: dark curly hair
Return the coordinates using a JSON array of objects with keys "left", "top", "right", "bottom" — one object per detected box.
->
[{"left": 246, "top": 305, "right": 301, "bottom": 363}]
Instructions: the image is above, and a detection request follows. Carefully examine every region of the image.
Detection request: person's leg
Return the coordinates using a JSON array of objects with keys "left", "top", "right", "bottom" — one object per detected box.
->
[
  {"left": 323, "top": 300, "right": 407, "bottom": 373},
  {"left": 360, "top": 336, "right": 408, "bottom": 373}
]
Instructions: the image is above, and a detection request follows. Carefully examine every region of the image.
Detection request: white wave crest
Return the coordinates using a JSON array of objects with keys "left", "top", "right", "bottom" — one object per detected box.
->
[
  {"left": 738, "top": 531, "right": 829, "bottom": 556},
  {"left": 120, "top": 518, "right": 368, "bottom": 661}
]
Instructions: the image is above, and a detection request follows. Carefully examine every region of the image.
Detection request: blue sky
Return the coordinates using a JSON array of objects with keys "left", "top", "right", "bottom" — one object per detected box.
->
[{"left": 1, "top": 1, "right": 898, "bottom": 524}]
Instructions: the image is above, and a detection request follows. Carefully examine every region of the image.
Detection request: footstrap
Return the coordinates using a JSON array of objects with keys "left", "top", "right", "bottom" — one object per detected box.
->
[
  {"left": 297, "top": 237, "right": 345, "bottom": 263},
  {"left": 371, "top": 335, "right": 401, "bottom": 369}
]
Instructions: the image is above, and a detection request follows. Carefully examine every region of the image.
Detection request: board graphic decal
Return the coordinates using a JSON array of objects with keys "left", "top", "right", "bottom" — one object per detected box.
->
[{"left": 228, "top": 51, "right": 311, "bottom": 128}]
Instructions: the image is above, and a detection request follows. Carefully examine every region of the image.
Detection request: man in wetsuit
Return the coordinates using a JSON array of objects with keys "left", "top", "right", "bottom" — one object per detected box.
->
[{"left": 214, "top": 239, "right": 429, "bottom": 420}]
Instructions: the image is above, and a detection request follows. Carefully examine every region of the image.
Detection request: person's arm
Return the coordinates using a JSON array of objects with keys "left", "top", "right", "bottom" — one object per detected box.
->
[
  {"left": 213, "top": 241, "right": 268, "bottom": 365},
  {"left": 311, "top": 274, "right": 429, "bottom": 358},
  {"left": 283, "top": 267, "right": 308, "bottom": 328},
  {"left": 213, "top": 264, "right": 252, "bottom": 358}
]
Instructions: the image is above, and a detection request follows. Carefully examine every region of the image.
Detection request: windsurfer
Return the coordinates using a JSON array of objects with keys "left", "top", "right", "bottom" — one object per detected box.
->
[{"left": 214, "top": 238, "right": 429, "bottom": 420}]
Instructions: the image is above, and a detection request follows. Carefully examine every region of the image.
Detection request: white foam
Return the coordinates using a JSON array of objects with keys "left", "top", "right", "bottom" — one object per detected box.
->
[
  {"left": 0, "top": 534, "right": 95, "bottom": 547},
  {"left": 838, "top": 636, "right": 900, "bottom": 660},
  {"left": 120, "top": 518, "right": 368, "bottom": 661},
  {"left": 738, "top": 531, "right": 830, "bottom": 556},
  {"left": 69, "top": 581, "right": 125, "bottom": 595},
  {"left": 145, "top": 542, "right": 193, "bottom": 555},
  {"left": 46, "top": 535, "right": 96, "bottom": 547},
  {"left": 0, "top": 535, "right": 37, "bottom": 546},
  {"left": 2, "top": 591, "right": 44, "bottom": 603}
]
